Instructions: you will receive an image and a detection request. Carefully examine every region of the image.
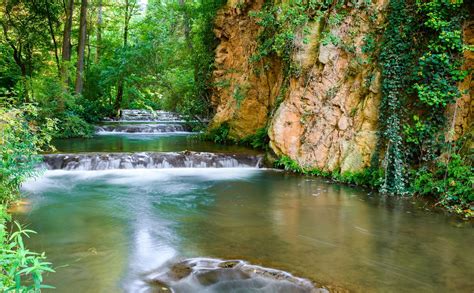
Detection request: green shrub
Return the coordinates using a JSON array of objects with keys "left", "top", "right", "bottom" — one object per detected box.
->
[
  {"left": 275, "top": 155, "right": 383, "bottom": 188},
  {"left": 240, "top": 127, "right": 269, "bottom": 150},
  {"left": 0, "top": 206, "right": 55, "bottom": 291},
  {"left": 54, "top": 115, "right": 94, "bottom": 139},
  {"left": 204, "top": 123, "right": 231, "bottom": 144},
  {"left": 0, "top": 105, "right": 55, "bottom": 203},
  {"left": 411, "top": 153, "right": 473, "bottom": 216},
  {"left": 274, "top": 156, "right": 304, "bottom": 173},
  {"left": 0, "top": 105, "right": 54, "bottom": 289}
]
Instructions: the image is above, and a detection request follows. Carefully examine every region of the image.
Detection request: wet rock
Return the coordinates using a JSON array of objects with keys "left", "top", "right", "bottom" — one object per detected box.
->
[
  {"left": 195, "top": 268, "right": 250, "bottom": 286},
  {"left": 168, "top": 262, "right": 193, "bottom": 280},
  {"left": 140, "top": 257, "right": 331, "bottom": 293},
  {"left": 146, "top": 279, "right": 174, "bottom": 293},
  {"left": 218, "top": 260, "right": 241, "bottom": 268}
]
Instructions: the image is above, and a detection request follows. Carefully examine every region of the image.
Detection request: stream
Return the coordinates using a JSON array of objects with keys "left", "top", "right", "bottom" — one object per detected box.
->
[{"left": 16, "top": 114, "right": 474, "bottom": 292}]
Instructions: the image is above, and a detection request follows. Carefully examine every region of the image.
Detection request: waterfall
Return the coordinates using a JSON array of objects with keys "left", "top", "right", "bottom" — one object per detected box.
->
[
  {"left": 107, "top": 109, "right": 185, "bottom": 122},
  {"left": 95, "top": 124, "right": 192, "bottom": 134},
  {"left": 42, "top": 151, "right": 264, "bottom": 170}
]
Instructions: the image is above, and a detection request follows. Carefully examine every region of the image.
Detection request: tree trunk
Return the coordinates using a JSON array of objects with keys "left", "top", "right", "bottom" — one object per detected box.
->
[
  {"left": 46, "top": 5, "right": 60, "bottom": 76},
  {"left": 61, "top": 0, "right": 74, "bottom": 91},
  {"left": 1, "top": 11, "right": 29, "bottom": 101},
  {"left": 179, "top": 0, "right": 192, "bottom": 51},
  {"left": 114, "top": 0, "right": 134, "bottom": 116},
  {"left": 96, "top": 0, "right": 103, "bottom": 62},
  {"left": 75, "top": 0, "right": 88, "bottom": 95}
]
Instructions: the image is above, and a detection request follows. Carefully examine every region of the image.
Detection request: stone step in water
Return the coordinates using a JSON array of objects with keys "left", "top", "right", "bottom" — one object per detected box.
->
[
  {"left": 95, "top": 124, "right": 193, "bottom": 134},
  {"left": 42, "top": 151, "right": 263, "bottom": 170}
]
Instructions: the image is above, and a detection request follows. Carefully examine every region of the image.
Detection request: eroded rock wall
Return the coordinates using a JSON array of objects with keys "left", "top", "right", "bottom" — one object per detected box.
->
[
  {"left": 210, "top": 0, "right": 283, "bottom": 139},
  {"left": 210, "top": 0, "right": 473, "bottom": 172},
  {"left": 268, "top": 1, "right": 387, "bottom": 173}
]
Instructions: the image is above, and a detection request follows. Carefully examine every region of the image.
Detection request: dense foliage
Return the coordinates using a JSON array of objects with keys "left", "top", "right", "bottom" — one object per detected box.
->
[
  {"left": 0, "top": 105, "right": 54, "bottom": 202},
  {"left": 1, "top": 0, "right": 225, "bottom": 138},
  {"left": 375, "top": 0, "right": 472, "bottom": 215},
  {"left": 0, "top": 105, "right": 55, "bottom": 290}
]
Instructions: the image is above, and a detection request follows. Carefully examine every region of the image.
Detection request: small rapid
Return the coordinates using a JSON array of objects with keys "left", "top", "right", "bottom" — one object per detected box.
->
[
  {"left": 95, "top": 123, "right": 193, "bottom": 134},
  {"left": 106, "top": 109, "right": 186, "bottom": 122},
  {"left": 42, "top": 151, "right": 264, "bottom": 170}
]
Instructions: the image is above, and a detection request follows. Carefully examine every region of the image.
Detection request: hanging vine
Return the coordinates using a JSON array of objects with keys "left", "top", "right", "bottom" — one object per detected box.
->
[{"left": 377, "top": 0, "right": 418, "bottom": 195}]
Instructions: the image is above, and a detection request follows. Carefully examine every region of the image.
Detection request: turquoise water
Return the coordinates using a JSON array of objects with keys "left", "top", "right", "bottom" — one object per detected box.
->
[
  {"left": 16, "top": 124, "right": 474, "bottom": 292},
  {"left": 52, "top": 134, "right": 261, "bottom": 154},
  {"left": 18, "top": 168, "right": 474, "bottom": 292}
]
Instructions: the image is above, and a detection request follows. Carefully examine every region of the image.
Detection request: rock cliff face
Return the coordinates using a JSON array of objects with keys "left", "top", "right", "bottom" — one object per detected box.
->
[
  {"left": 449, "top": 18, "right": 474, "bottom": 141},
  {"left": 210, "top": 0, "right": 473, "bottom": 172},
  {"left": 211, "top": 0, "right": 283, "bottom": 138}
]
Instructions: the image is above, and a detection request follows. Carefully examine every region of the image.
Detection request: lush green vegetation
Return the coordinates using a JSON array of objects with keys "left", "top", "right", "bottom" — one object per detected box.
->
[
  {"left": 0, "top": 105, "right": 55, "bottom": 290},
  {"left": 274, "top": 156, "right": 383, "bottom": 189},
  {"left": 375, "top": 0, "right": 472, "bottom": 216},
  {"left": 1, "top": 0, "right": 225, "bottom": 138}
]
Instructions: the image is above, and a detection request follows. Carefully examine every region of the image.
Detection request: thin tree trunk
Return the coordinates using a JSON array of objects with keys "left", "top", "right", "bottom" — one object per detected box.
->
[
  {"left": 61, "top": 0, "right": 74, "bottom": 91},
  {"left": 96, "top": 0, "right": 103, "bottom": 62},
  {"left": 75, "top": 0, "right": 88, "bottom": 95},
  {"left": 46, "top": 5, "right": 60, "bottom": 76}
]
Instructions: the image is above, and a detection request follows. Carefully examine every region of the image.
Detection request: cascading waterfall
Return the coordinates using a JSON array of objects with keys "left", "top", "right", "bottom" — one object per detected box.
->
[
  {"left": 42, "top": 151, "right": 264, "bottom": 170},
  {"left": 105, "top": 109, "right": 186, "bottom": 122},
  {"left": 95, "top": 123, "right": 193, "bottom": 134}
]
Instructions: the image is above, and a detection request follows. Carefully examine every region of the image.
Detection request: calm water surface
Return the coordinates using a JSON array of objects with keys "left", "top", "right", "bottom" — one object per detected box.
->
[
  {"left": 52, "top": 134, "right": 260, "bottom": 154},
  {"left": 18, "top": 169, "right": 474, "bottom": 292}
]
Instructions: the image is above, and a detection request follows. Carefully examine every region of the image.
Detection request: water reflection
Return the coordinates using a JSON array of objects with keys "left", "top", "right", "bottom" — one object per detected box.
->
[{"left": 18, "top": 169, "right": 474, "bottom": 292}]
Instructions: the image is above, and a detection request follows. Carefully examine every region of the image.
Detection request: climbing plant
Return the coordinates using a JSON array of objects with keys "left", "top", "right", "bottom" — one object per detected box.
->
[
  {"left": 377, "top": 0, "right": 418, "bottom": 195},
  {"left": 376, "top": 0, "right": 472, "bottom": 214}
]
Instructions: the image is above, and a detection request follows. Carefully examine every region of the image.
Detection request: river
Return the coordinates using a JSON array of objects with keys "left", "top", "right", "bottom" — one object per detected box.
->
[{"left": 16, "top": 119, "right": 474, "bottom": 292}]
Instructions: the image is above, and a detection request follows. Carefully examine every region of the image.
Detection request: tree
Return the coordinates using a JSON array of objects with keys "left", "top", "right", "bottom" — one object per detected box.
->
[
  {"left": 113, "top": 0, "right": 138, "bottom": 116},
  {"left": 61, "top": 0, "right": 74, "bottom": 91},
  {"left": 96, "top": 0, "right": 103, "bottom": 62},
  {"left": 75, "top": 0, "right": 88, "bottom": 95},
  {"left": 0, "top": 0, "right": 52, "bottom": 101}
]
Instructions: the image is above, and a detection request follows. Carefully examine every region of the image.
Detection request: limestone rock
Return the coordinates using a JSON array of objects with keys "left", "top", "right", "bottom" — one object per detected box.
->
[{"left": 211, "top": 0, "right": 387, "bottom": 172}]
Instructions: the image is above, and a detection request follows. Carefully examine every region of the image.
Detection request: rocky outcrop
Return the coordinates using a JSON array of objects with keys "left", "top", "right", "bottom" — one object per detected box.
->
[
  {"left": 448, "top": 19, "right": 474, "bottom": 141},
  {"left": 210, "top": 0, "right": 283, "bottom": 139},
  {"left": 211, "top": 0, "right": 387, "bottom": 172},
  {"left": 210, "top": 1, "right": 473, "bottom": 172},
  {"left": 268, "top": 2, "right": 386, "bottom": 173}
]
